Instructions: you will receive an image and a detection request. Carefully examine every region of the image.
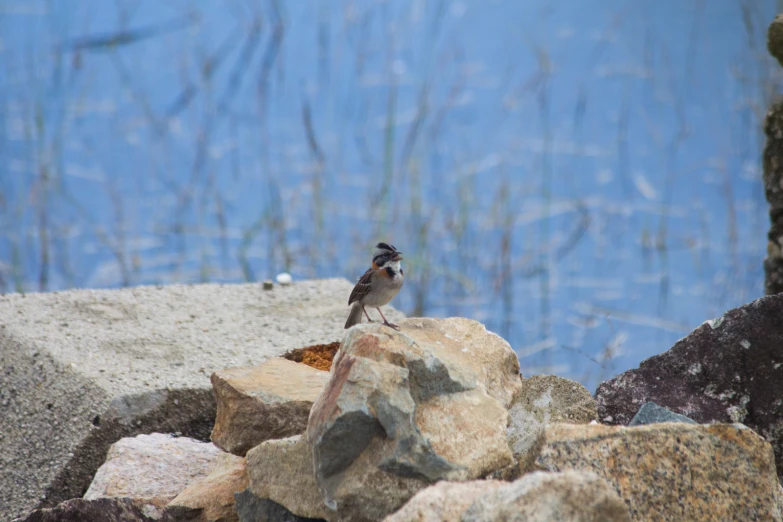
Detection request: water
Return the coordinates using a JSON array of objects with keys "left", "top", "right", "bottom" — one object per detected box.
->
[{"left": 0, "top": 0, "right": 778, "bottom": 391}]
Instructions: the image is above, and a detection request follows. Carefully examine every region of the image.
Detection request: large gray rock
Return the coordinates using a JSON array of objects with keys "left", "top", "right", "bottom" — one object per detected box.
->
[
  {"left": 246, "top": 435, "right": 330, "bottom": 520},
  {"left": 595, "top": 294, "right": 783, "bottom": 480},
  {"left": 535, "top": 422, "right": 783, "bottom": 521},
  {"left": 307, "top": 318, "right": 522, "bottom": 522},
  {"left": 84, "top": 433, "right": 223, "bottom": 516},
  {"left": 0, "top": 279, "right": 368, "bottom": 520},
  {"left": 211, "top": 359, "right": 330, "bottom": 456},
  {"left": 17, "top": 498, "right": 156, "bottom": 522}
]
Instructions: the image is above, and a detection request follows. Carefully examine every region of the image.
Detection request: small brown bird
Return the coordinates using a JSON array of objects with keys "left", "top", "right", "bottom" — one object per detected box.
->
[{"left": 344, "top": 242, "right": 404, "bottom": 329}]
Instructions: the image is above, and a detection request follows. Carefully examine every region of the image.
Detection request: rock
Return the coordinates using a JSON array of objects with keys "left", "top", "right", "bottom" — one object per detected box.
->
[
  {"left": 382, "top": 480, "right": 504, "bottom": 522},
  {"left": 307, "top": 318, "right": 521, "bottom": 521},
  {"left": 164, "top": 452, "right": 248, "bottom": 522},
  {"left": 0, "top": 279, "right": 386, "bottom": 520},
  {"left": 276, "top": 273, "right": 293, "bottom": 286},
  {"left": 18, "top": 498, "right": 156, "bottom": 522},
  {"left": 515, "top": 375, "right": 597, "bottom": 424},
  {"left": 505, "top": 375, "right": 596, "bottom": 476},
  {"left": 84, "top": 433, "right": 223, "bottom": 515},
  {"left": 628, "top": 401, "right": 697, "bottom": 426},
  {"left": 463, "top": 471, "right": 630, "bottom": 522},
  {"left": 769, "top": 14, "right": 783, "bottom": 69},
  {"left": 245, "top": 435, "right": 330, "bottom": 520},
  {"left": 595, "top": 294, "right": 783, "bottom": 480},
  {"left": 211, "top": 358, "right": 330, "bottom": 456},
  {"left": 764, "top": 98, "right": 783, "bottom": 294},
  {"left": 234, "top": 490, "right": 325, "bottom": 522},
  {"left": 535, "top": 422, "right": 783, "bottom": 521},
  {"left": 384, "top": 471, "right": 629, "bottom": 522}
]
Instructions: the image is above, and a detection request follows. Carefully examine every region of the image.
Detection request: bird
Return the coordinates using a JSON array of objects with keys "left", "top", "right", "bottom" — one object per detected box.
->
[{"left": 344, "top": 242, "right": 404, "bottom": 330}]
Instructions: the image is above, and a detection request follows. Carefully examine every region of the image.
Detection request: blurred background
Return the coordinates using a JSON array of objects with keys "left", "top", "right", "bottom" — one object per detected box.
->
[{"left": 1, "top": 0, "right": 780, "bottom": 391}]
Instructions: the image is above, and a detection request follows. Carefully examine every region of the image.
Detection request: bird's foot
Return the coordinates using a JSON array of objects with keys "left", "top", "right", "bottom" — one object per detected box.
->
[{"left": 382, "top": 320, "right": 400, "bottom": 330}]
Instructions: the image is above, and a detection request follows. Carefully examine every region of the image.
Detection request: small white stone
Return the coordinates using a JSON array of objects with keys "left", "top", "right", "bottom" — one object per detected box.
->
[
  {"left": 740, "top": 339, "right": 751, "bottom": 349},
  {"left": 276, "top": 273, "right": 293, "bottom": 285}
]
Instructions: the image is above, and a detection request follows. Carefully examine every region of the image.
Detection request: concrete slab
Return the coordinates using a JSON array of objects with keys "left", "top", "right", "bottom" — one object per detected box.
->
[{"left": 0, "top": 279, "right": 405, "bottom": 520}]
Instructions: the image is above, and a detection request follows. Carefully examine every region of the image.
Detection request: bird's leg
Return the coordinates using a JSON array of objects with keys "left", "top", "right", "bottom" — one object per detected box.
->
[
  {"left": 362, "top": 305, "right": 374, "bottom": 323},
  {"left": 377, "top": 308, "right": 399, "bottom": 330}
]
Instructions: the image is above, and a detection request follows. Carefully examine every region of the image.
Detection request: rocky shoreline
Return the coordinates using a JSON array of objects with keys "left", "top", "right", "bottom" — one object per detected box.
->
[{"left": 10, "top": 293, "right": 783, "bottom": 522}]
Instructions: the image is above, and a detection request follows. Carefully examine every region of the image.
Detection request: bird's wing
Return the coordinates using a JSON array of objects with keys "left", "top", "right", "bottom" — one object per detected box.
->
[{"left": 348, "top": 268, "right": 374, "bottom": 305}]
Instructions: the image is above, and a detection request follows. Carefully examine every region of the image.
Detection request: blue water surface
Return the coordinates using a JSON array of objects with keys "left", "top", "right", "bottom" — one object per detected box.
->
[{"left": 0, "top": 0, "right": 778, "bottom": 391}]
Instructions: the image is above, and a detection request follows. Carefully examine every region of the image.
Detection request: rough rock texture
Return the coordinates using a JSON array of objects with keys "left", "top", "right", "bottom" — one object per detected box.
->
[
  {"left": 211, "top": 358, "right": 329, "bottom": 456},
  {"left": 764, "top": 98, "right": 783, "bottom": 295},
  {"left": 505, "top": 375, "right": 596, "bottom": 476},
  {"left": 17, "top": 498, "right": 156, "bottom": 522},
  {"left": 463, "top": 471, "right": 631, "bottom": 522},
  {"left": 515, "top": 375, "right": 597, "bottom": 424},
  {"left": 382, "top": 480, "right": 504, "bottom": 522},
  {"left": 307, "top": 318, "right": 522, "bottom": 522},
  {"left": 164, "top": 452, "right": 248, "bottom": 522},
  {"left": 84, "top": 434, "right": 223, "bottom": 515},
  {"left": 628, "top": 402, "right": 696, "bottom": 426},
  {"left": 245, "top": 435, "right": 330, "bottom": 520},
  {"left": 233, "top": 490, "right": 325, "bottom": 522},
  {"left": 535, "top": 422, "right": 783, "bottom": 521},
  {"left": 0, "top": 279, "right": 394, "bottom": 520},
  {"left": 595, "top": 294, "right": 783, "bottom": 480},
  {"left": 384, "top": 472, "right": 629, "bottom": 522}
]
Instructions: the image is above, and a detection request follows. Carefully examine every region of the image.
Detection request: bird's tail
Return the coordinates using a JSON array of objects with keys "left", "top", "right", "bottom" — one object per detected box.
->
[{"left": 344, "top": 302, "right": 363, "bottom": 329}]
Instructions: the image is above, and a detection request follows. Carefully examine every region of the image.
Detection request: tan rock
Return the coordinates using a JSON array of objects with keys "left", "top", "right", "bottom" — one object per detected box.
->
[
  {"left": 383, "top": 480, "right": 504, "bottom": 522},
  {"left": 402, "top": 317, "right": 523, "bottom": 408},
  {"left": 245, "top": 435, "right": 331, "bottom": 520},
  {"left": 210, "top": 357, "right": 330, "bottom": 456},
  {"left": 307, "top": 318, "right": 520, "bottom": 521},
  {"left": 501, "top": 375, "right": 598, "bottom": 474},
  {"left": 164, "top": 452, "right": 248, "bottom": 522},
  {"left": 515, "top": 375, "right": 597, "bottom": 424},
  {"left": 463, "top": 471, "right": 631, "bottom": 522},
  {"left": 505, "top": 375, "right": 596, "bottom": 477},
  {"left": 84, "top": 433, "right": 223, "bottom": 515},
  {"left": 384, "top": 471, "right": 629, "bottom": 522},
  {"left": 415, "top": 390, "right": 512, "bottom": 479},
  {"left": 535, "top": 422, "right": 783, "bottom": 522}
]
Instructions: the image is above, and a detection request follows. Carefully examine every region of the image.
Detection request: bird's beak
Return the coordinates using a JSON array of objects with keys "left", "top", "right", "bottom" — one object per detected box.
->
[{"left": 393, "top": 252, "right": 403, "bottom": 261}]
